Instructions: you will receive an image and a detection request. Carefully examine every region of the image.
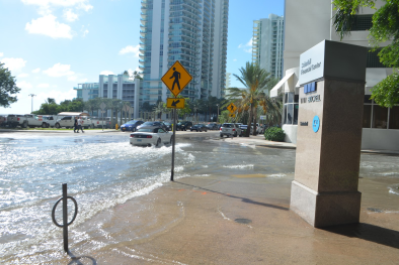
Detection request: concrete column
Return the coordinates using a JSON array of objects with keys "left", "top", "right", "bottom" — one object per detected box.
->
[{"left": 290, "top": 40, "right": 367, "bottom": 227}]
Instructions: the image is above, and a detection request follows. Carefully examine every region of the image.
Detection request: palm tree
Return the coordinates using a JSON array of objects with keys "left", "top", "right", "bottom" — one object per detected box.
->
[
  {"left": 153, "top": 101, "right": 166, "bottom": 120},
  {"left": 228, "top": 62, "right": 272, "bottom": 137}
]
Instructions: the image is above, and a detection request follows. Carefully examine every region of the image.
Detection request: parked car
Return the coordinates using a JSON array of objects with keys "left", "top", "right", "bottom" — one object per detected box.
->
[
  {"left": 0, "top": 115, "right": 6, "bottom": 126},
  {"left": 1, "top": 114, "right": 19, "bottom": 128},
  {"left": 163, "top": 122, "right": 172, "bottom": 131},
  {"left": 205, "top": 123, "right": 219, "bottom": 130},
  {"left": 55, "top": 116, "right": 92, "bottom": 129},
  {"left": 190, "top": 124, "right": 208, "bottom": 132},
  {"left": 257, "top": 124, "right": 269, "bottom": 134},
  {"left": 90, "top": 117, "right": 112, "bottom": 128},
  {"left": 120, "top": 120, "right": 144, "bottom": 132},
  {"left": 220, "top": 123, "right": 242, "bottom": 138},
  {"left": 130, "top": 126, "right": 173, "bottom": 147},
  {"left": 19, "top": 114, "right": 49, "bottom": 128},
  {"left": 176, "top": 121, "right": 193, "bottom": 131},
  {"left": 137, "top": 121, "right": 169, "bottom": 132}
]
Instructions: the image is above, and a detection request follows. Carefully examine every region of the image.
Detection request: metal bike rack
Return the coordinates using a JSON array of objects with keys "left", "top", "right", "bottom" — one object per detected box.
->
[{"left": 52, "top": 183, "right": 78, "bottom": 253}]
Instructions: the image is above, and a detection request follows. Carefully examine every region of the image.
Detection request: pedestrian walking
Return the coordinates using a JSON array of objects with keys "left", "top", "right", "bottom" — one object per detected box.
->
[
  {"left": 74, "top": 117, "right": 78, "bottom": 133},
  {"left": 77, "top": 116, "right": 84, "bottom": 133}
]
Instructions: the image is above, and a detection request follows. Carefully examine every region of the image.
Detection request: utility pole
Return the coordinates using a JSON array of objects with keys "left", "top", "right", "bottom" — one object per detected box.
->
[
  {"left": 28, "top": 94, "right": 36, "bottom": 113},
  {"left": 216, "top": 104, "right": 219, "bottom": 123}
]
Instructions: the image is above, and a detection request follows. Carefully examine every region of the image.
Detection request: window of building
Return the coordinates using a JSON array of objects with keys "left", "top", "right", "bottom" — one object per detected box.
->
[
  {"left": 389, "top": 106, "right": 399, "bottom": 129},
  {"left": 373, "top": 105, "right": 388, "bottom": 129},
  {"left": 283, "top": 92, "right": 298, "bottom": 125}
]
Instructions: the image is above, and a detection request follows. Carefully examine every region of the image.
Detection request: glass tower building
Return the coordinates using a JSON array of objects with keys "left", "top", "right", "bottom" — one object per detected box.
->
[
  {"left": 252, "top": 14, "right": 284, "bottom": 79},
  {"left": 139, "top": 0, "right": 229, "bottom": 105}
]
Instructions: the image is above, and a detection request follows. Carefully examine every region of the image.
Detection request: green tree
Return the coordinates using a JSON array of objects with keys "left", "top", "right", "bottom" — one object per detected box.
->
[
  {"left": 333, "top": 0, "right": 399, "bottom": 107},
  {"left": 228, "top": 62, "right": 272, "bottom": 136},
  {"left": 0, "top": 63, "right": 21, "bottom": 108}
]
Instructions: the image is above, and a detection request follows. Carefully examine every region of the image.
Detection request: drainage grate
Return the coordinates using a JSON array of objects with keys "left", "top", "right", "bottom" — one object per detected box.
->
[{"left": 234, "top": 218, "right": 252, "bottom": 224}]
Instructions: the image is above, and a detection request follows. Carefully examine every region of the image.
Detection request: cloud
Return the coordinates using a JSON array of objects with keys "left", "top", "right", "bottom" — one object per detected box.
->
[
  {"left": 100, "top": 70, "right": 114, "bottom": 75},
  {"left": 26, "top": 15, "right": 73, "bottom": 39},
  {"left": 18, "top": 73, "right": 30, "bottom": 78},
  {"left": 32, "top": 68, "right": 41, "bottom": 73},
  {"left": 44, "top": 63, "right": 75, "bottom": 77},
  {"left": 238, "top": 38, "right": 253, "bottom": 53},
  {"left": 38, "top": 83, "right": 50, "bottom": 88},
  {"left": 119, "top": 45, "right": 140, "bottom": 58},
  {"left": 17, "top": 80, "right": 33, "bottom": 90},
  {"left": 64, "top": 9, "right": 78, "bottom": 22},
  {"left": 36, "top": 89, "right": 76, "bottom": 106},
  {"left": 22, "top": 0, "right": 91, "bottom": 8},
  {"left": 0, "top": 52, "right": 3, "bottom": 57},
  {"left": 233, "top": 59, "right": 237, "bottom": 62},
  {"left": 1, "top": 58, "right": 27, "bottom": 71}
]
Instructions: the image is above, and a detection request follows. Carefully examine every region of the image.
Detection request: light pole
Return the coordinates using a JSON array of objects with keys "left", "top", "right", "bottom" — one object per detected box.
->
[
  {"left": 216, "top": 104, "right": 219, "bottom": 123},
  {"left": 28, "top": 94, "right": 36, "bottom": 113}
]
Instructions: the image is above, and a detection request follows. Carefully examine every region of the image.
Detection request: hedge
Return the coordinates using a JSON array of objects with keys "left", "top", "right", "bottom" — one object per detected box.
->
[{"left": 264, "top": 127, "right": 285, "bottom": 142}]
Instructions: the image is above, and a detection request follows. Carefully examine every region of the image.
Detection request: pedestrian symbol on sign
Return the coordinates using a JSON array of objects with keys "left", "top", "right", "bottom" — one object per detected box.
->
[{"left": 170, "top": 68, "right": 181, "bottom": 91}]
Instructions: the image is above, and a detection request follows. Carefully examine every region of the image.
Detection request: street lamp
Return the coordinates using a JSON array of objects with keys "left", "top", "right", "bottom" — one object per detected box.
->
[{"left": 28, "top": 94, "right": 36, "bottom": 113}]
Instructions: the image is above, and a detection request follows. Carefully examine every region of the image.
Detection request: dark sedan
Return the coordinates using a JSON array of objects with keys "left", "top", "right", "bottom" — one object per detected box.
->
[
  {"left": 120, "top": 120, "right": 144, "bottom": 132},
  {"left": 205, "top": 123, "right": 219, "bottom": 130},
  {"left": 190, "top": 124, "right": 208, "bottom": 132},
  {"left": 137, "top": 121, "right": 169, "bottom": 131}
]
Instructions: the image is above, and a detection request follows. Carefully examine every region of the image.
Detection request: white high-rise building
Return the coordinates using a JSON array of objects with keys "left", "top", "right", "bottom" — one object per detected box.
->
[
  {"left": 139, "top": 0, "right": 229, "bottom": 106},
  {"left": 252, "top": 14, "right": 284, "bottom": 79}
]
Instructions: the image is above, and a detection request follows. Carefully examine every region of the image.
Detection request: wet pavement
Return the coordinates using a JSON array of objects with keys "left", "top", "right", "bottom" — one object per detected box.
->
[{"left": 1, "top": 130, "right": 398, "bottom": 264}]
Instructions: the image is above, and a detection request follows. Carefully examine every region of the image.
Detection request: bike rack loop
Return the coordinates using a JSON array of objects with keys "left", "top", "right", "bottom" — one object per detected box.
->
[{"left": 52, "top": 183, "right": 78, "bottom": 253}]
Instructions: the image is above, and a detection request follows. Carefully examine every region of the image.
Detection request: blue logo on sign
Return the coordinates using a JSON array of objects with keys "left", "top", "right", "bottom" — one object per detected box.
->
[
  {"left": 313, "top": 116, "right": 320, "bottom": 133},
  {"left": 304, "top": 82, "right": 317, "bottom": 94}
]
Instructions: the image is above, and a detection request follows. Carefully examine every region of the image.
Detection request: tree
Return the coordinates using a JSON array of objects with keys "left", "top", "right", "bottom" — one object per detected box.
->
[
  {"left": 153, "top": 101, "right": 166, "bottom": 119},
  {"left": 333, "top": 0, "right": 399, "bottom": 107},
  {"left": 0, "top": 63, "right": 21, "bottom": 108},
  {"left": 228, "top": 62, "right": 272, "bottom": 137}
]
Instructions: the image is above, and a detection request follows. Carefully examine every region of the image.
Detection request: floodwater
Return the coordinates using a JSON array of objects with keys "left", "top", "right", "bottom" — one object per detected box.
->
[{"left": 0, "top": 132, "right": 398, "bottom": 263}]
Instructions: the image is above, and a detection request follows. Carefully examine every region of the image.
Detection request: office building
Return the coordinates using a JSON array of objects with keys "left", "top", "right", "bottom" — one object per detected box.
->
[
  {"left": 74, "top": 74, "right": 141, "bottom": 118},
  {"left": 139, "top": 0, "right": 229, "bottom": 106},
  {"left": 252, "top": 14, "right": 284, "bottom": 79},
  {"left": 270, "top": 0, "right": 398, "bottom": 151}
]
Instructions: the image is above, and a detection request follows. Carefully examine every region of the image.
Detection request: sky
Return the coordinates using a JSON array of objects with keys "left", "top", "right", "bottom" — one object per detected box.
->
[{"left": 0, "top": 0, "right": 284, "bottom": 114}]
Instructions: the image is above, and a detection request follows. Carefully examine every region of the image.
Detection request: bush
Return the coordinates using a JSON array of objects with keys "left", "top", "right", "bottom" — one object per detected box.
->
[{"left": 264, "top": 127, "right": 285, "bottom": 142}]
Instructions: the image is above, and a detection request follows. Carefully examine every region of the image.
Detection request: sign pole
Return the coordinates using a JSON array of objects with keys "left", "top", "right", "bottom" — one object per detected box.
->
[{"left": 171, "top": 108, "right": 177, "bottom": 181}]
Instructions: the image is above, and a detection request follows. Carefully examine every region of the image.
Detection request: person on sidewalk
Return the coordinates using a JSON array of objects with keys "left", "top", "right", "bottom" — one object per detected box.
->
[
  {"left": 74, "top": 117, "right": 78, "bottom": 133},
  {"left": 77, "top": 116, "right": 84, "bottom": 133}
]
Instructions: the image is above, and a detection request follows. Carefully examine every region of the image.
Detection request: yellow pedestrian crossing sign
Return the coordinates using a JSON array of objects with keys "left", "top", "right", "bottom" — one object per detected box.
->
[
  {"left": 161, "top": 61, "right": 192, "bottom": 97},
  {"left": 166, "top": 98, "right": 185, "bottom": 109},
  {"left": 227, "top": 103, "right": 237, "bottom": 113},
  {"left": 229, "top": 113, "right": 236, "bottom": 118}
]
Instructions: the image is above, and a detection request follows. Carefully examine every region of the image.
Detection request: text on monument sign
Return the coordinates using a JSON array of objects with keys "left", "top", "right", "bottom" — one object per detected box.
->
[{"left": 298, "top": 40, "right": 325, "bottom": 86}]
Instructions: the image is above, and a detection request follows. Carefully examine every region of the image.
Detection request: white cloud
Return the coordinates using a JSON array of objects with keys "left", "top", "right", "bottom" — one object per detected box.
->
[
  {"left": 17, "top": 80, "right": 33, "bottom": 90},
  {"left": 238, "top": 38, "right": 253, "bottom": 53},
  {"left": 18, "top": 73, "right": 30, "bottom": 78},
  {"left": 44, "top": 63, "right": 75, "bottom": 77},
  {"left": 0, "top": 52, "right": 3, "bottom": 57},
  {"left": 233, "top": 59, "right": 237, "bottom": 62},
  {"left": 26, "top": 15, "right": 73, "bottom": 39},
  {"left": 38, "top": 83, "right": 50, "bottom": 88},
  {"left": 36, "top": 89, "right": 76, "bottom": 106},
  {"left": 64, "top": 9, "right": 78, "bottom": 22},
  {"left": 22, "top": 0, "right": 90, "bottom": 8},
  {"left": 78, "top": 3, "right": 93, "bottom": 12},
  {"left": 1, "top": 58, "right": 27, "bottom": 71},
  {"left": 100, "top": 70, "right": 114, "bottom": 75},
  {"left": 32, "top": 68, "right": 41, "bottom": 73},
  {"left": 119, "top": 45, "right": 140, "bottom": 58}
]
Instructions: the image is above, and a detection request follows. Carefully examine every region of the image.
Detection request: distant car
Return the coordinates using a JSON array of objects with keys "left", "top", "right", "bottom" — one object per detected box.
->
[
  {"left": 205, "top": 123, "right": 219, "bottom": 130},
  {"left": 176, "top": 121, "right": 192, "bottom": 131},
  {"left": 190, "top": 124, "right": 208, "bottom": 132},
  {"left": 220, "top": 123, "right": 242, "bottom": 138},
  {"left": 130, "top": 126, "right": 173, "bottom": 147},
  {"left": 257, "top": 124, "right": 268, "bottom": 134},
  {"left": 137, "top": 121, "right": 169, "bottom": 132},
  {"left": 120, "top": 120, "right": 144, "bottom": 132},
  {"left": 0, "top": 115, "right": 6, "bottom": 126},
  {"left": 163, "top": 122, "right": 172, "bottom": 131}
]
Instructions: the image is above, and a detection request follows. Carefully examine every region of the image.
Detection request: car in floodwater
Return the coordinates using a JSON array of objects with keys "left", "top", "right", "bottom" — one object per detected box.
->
[
  {"left": 130, "top": 126, "right": 173, "bottom": 147},
  {"left": 205, "top": 123, "right": 219, "bottom": 130},
  {"left": 120, "top": 120, "right": 144, "bottom": 132},
  {"left": 190, "top": 124, "right": 208, "bottom": 132},
  {"left": 137, "top": 121, "right": 170, "bottom": 132},
  {"left": 220, "top": 123, "right": 242, "bottom": 137}
]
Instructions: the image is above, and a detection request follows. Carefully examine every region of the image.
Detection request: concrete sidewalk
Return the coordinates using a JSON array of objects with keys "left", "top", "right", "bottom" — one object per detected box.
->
[{"left": 0, "top": 128, "right": 119, "bottom": 133}]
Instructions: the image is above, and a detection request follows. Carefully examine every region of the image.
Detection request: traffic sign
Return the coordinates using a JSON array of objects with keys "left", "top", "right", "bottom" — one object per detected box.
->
[
  {"left": 100, "top": 102, "right": 106, "bottom": 110},
  {"left": 161, "top": 61, "right": 192, "bottom": 97},
  {"left": 229, "top": 113, "right": 236, "bottom": 118},
  {"left": 260, "top": 115, "right": 266, "bottom": 120},
  {"left": 227, "top": 102, "right": 237, "bottom": 113},
  {"left": 166, "top": 98, "right": 185, "bottom": 109}
]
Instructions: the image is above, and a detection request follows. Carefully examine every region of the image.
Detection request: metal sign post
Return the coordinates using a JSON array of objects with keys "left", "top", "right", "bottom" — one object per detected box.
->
[
  {"left": 162, "top": 61, "right": 192, "bottom": 181},
  {"left": 100, "top": 103, "right": 106, "bottom": 131}
]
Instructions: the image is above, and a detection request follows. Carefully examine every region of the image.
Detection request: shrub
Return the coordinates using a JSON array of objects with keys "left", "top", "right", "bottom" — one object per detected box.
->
[{"left": 264, "top": 127, "right": 285, "bottom": 142}]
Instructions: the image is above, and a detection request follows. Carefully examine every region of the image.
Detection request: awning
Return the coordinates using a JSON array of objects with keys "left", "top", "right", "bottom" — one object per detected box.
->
[{"left": 270, "top": 72, "right": 295, "bottom": 98}]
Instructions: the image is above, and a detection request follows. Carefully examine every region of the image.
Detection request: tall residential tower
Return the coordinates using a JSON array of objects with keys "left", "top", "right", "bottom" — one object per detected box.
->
[
  {"left": 139, "top": 0, "right": 229, "bottom": 106},
  {"left": 252, "top": 14, "right": 284, "bottom": 79}
]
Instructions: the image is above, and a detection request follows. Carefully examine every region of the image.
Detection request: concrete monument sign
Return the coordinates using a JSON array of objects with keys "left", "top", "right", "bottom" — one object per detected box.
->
[{"left": 290, "top": 40, "right": 367, "bottom": 227}]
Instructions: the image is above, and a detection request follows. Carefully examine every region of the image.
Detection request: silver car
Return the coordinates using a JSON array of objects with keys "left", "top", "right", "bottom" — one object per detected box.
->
[{"left": 220, "top": 123, "right": 242, "bottom": 138}]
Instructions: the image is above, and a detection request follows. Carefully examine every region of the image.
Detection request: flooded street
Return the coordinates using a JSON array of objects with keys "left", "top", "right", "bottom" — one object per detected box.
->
[{"left": 0, "top": 131, "right": 398, "bottom": 264}]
